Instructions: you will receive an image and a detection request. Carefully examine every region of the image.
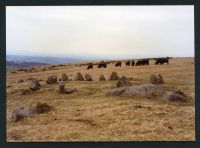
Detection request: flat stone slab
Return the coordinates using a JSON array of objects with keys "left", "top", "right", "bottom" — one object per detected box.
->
[
  {"left": 12, "top": 103, "right": 53, "bottom": 122},
  {"left": 106, "top": 84, "right": 187, "bottom": 102},
  {"left": 12, "top": 107, "right": 36, "bottom": 122},
  {"left": 107, "top": 84, "right": 166, "bottom": 97},
  {"left": 106, "top": 87, "right": 128, "bottom": 96}
]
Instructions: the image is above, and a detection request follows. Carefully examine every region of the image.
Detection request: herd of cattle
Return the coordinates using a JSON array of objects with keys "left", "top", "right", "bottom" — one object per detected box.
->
[{"left": 87, "top": 57, "right": 171, "bottom": 69}]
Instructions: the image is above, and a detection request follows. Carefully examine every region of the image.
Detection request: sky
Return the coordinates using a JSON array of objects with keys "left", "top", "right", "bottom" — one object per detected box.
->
[{"left": 6, "top": 6, "right": 194, "bottom": 59}]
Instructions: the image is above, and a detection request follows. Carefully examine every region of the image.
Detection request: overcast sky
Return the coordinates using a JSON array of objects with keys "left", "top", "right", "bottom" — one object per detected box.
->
[{"left": 6, "top": 6, "right": 194, "bottom": 59}]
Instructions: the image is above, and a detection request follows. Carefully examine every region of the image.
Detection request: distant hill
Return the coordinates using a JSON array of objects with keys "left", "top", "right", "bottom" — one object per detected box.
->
[
  {"left": 6, "top": 60, "right": 48, "bottom": 70},
  {"left": 6, "top": 55, "right": 84, "bottom": 65},
  {"left": 6, "top": 55, "right": 86, "bottom": 70}
]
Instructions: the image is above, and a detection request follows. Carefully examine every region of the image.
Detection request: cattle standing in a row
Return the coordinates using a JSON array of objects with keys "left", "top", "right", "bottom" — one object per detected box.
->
[
  {"left": 85, "top": 57, "right": 171, "bottom": 69},
  {"left": 115, "top": 61, "right": 121, "bottom": 67},
  {"left": 155, "top": 58, "right": 169, "bottom": 65},
  {"left": 136, "top": 59, "right": 149, "bottom": 66}
]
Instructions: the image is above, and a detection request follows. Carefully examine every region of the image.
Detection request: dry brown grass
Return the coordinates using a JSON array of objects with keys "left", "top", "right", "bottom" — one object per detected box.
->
[{"left": 6, "top": 57, "right": 195, "bottom": 141}]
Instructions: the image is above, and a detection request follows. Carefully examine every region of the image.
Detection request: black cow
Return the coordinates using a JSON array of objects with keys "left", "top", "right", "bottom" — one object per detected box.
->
[
  {"left": 87, "top": 64, "right": 93, "bottom": 69},
  {"left": 144, "top": 59, "right": 149, "bottom": 65},
  {"left": 97, "top": 62, "right": 107, "bottom": 68},
  {"left": 136, "top": 60, "right": 143, "bottom": 66},
  {"left": 131, "top": 60, "right": 135, "bottom": 66},
  {"left": 115, "top": 61, "right": 121, "bottom": 67},
  {"left": 102, "top": 63, "right": 107, "bottom": 68},
  {"left": 155, "top": 58, "right": 169, "bottom": 65},
  {"left": 125, "top": 61, "right": 131, "bottom": 66},
  {"left": 136, "top": 59, "right": 149, "bottom": 66}
]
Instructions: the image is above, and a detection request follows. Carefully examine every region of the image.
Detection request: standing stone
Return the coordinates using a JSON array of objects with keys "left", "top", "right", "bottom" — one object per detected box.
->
[
  {"left": 59, "top": 81, "right": 66, "bottom": 93},
  {"left": 116, "top": 76, "right": 132, "bottom": 87},
  {"left": 150, "top": 74, "right": 164, "bottom": 84},
  {"left": 150, "top": 75, "right": 159, "bottom": 84},
  {"left": 85, "top": 74, "right": 93, "bottom": 81},
  {"left": 46, "top": 75, "right": 57, "bottom": 84},
  {"left": 58, "top": 81, "right": 78, "bottom": 94},
  {"left": 158, "top": 74, "right": 164, "bottom": 84},
  {"left": 36, "top": 102, "right": 52, "bottom": 114},
  {"left": 99, "top": 74, "right": 106, "bottom": 81},
  {"left": 61, "top": 73, "right": 68, "bottom": 81},
  {"left": 110, "top": 72, "right": 119, "bottom": 80},
  {"left": 30, "top": 78, "right": 41, "bottom": 91},
  {"left": 75, "top": 72, "right": 84, "bottom": 81}
]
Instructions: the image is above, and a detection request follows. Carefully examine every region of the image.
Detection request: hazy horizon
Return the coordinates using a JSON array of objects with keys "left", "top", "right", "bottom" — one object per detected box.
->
[
  {"left": 6, "top": 6, "right": 194, "bottom": 59},
  {"left": 6, "top": 54, "right": 194, "bottom": 61}
]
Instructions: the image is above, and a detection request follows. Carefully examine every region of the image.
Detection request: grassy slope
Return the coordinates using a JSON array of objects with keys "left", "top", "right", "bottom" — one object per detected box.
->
[{"left": 6, "top": 57, "right": 195, "bottom": 141}]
